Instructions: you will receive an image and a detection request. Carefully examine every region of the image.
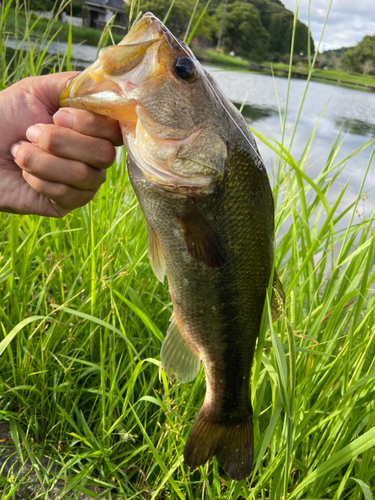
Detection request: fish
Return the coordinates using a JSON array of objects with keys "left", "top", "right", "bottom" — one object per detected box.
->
[{"left": 59, "top": 12, "right": 284, "bottom": 481}]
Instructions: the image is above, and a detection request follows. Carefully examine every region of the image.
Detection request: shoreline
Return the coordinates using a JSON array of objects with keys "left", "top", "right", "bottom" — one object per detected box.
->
[{"left": 194, "top": 49, "right": 375, "bottom": 93}]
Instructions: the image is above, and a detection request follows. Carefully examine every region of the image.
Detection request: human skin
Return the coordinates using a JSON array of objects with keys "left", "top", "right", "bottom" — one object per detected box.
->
[{"left": 0, "top": 72, "right": 123, "bottom": 217}]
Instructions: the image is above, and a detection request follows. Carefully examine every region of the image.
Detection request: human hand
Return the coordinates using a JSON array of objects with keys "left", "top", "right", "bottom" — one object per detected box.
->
[{"left": 0, "top": 72, "right": 122, "bottom": 217}]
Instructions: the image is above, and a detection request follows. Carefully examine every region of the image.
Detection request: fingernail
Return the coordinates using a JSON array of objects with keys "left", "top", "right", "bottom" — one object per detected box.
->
[
  {"left": 26, "top": 124, "right": 40, "bottom": 144},
  {"left": 54, "top": 110, "right": 74, "bottom": 128},
  {"left": 10, "top": 142, "right": 21, "bottom": 158}
]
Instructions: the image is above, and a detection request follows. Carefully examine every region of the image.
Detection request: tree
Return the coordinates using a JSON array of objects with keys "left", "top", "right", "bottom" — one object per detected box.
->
[
  {"left": 124, "top": 0, "right": 218, "bottom": 43},
  {"left": 360, "top": 59, "right": 374, "bottom": 75},
  {"left": 268, "top": 13, "right": 288, "bottom": 54},
  {"left": 342, "top": 35, "right": 375, "bottom": 74},
  {"left": 29, "top": 0, "right": 55, "bottom": 11},
  {"left": 221, "top": 2, "right": 269, "bottom": 61}
]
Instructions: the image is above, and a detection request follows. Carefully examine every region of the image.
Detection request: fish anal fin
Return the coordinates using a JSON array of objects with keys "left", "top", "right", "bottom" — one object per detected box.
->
[
  {"left": 271, "top": 270, "right": 285, "bottom": 322},
  {"left": 178, "top": 203, "right": 226, "bottom": 269},
  {"left": 184, "top": 408, "right": 253, "bottom": 481},
  {"left": 147, "top": 224, "right": 166, "bottom": 283},
  {"left": 160, "top": 314, "right": 200, "bottom": 383}
]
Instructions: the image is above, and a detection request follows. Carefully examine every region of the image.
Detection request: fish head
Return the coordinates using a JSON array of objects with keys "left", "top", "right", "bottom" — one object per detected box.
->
[{"left": 60, "top": 13, "right": 228, "bottom": 193}]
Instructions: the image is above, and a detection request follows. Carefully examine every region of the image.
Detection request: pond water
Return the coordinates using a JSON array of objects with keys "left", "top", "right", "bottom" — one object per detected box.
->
[{"left": 209, "top": 70, "right": 375, "bottom": 221}]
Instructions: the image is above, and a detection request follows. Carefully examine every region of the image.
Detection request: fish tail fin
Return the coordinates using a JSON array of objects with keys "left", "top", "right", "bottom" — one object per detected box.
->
[{"left": 184, "top": 408, "right": 253, "bottom": 481}]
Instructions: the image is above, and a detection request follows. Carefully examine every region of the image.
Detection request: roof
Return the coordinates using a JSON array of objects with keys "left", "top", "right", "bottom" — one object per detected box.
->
[{"left": 85, "top": 0, "right": 125, "bottom": 12}]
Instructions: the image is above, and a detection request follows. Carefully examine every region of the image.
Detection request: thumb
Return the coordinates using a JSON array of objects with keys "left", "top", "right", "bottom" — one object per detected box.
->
[{"left": 31, "top": 72, "right": 80, "bottom": 114}]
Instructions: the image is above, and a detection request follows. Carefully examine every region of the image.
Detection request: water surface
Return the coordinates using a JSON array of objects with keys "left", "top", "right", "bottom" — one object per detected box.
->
[{"left": 209, "top": 70, "right": 375, "bottom": 220}]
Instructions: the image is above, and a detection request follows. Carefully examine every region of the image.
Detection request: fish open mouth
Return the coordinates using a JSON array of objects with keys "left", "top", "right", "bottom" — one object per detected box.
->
[
  {"left": 59, "top": 13, "right": 218, "bottom": 192},
  {"left": 59, "top": 16, "right": 165, "bottom": 121},
  {"left": 59, "top": 13, "right": 179, "bottom": 117}
]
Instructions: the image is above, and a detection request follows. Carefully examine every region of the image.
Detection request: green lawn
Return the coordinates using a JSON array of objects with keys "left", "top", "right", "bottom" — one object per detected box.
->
[
  {"left": 193, "top": 48, "right": 251, "bottom": 71},
  {"left": 268, "top": 61, "right": 375, "bottom": 89}
]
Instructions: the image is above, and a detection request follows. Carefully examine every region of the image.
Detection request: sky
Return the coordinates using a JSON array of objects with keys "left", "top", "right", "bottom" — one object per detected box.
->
[{"left": 280, "top": 0, "right": 375, "bottom": 51}]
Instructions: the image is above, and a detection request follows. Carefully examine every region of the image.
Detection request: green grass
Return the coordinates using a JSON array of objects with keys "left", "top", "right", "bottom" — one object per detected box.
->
[
  {"left": 1, "top": 1, "right": 375, "bottom": 499},
  {"left": 265, "top": 62, "right": 375, "bottom": 89},
  {"left": 194, "top": 48, "right": 251, "bottom": 71}
]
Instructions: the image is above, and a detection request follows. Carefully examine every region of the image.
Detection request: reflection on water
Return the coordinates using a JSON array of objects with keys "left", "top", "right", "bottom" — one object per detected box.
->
[
  {"left": 208, "top": 69, "right": 375, "bottom": 224},
  {"left": 232, "top": 103, "right": 278, "bottom": 123},
  {"left": 335, "top": 118, "right": 375, "bottom": 137}
]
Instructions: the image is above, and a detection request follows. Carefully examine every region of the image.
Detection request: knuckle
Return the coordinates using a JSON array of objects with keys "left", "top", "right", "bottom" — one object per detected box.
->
[
  {"left": 17, "top": 144, "right": 34, "bottom": 169},
  {"left": 71, "top": 163, "right": 102, "bottom": 190},
  {"left": 72, "top": 162, "right": 90, "bottom": 184},
  {"left": 55, "top": 183, "right": 70, "bottom": 199},
  {"left": 75, "top": 110, "right": 98, "bottom": 134},
  {"left": 97, "top": 139, "right": 116, "bottom": 166},
  {"left": 74, "top": 190, "right": 95, "bottom": 208},
  {"left": 39, "top": 126, "right": 57, "bottom": 153},
  {"left": 92, "top": 169, "right": 107, "bottom": 189},
  {"left": 98, "top": 168, "right": 107, "bottom": 185},
  {"left": 20, "top": 76, "right": 37, "bottom": 90}
]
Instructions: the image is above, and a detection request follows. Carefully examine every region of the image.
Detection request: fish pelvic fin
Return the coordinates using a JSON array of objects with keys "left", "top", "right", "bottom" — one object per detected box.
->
[
  {"left": 184, "top": 409, "right": 253, "bottom": 481},
  {"left": 147, "top": 224, "right": 166, "bottom": 283},
  {"left": 271, "top": 270, "right": 285, "bottom": 322},
  {"left": 160, "top": 314, "right": 201, "bottom": 383}
]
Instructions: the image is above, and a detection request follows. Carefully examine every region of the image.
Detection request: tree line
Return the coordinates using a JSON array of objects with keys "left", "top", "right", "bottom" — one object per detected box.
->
[
  {"left": 124, "top": 0, "right": 314, "bottom": 62},
  {"left": 29, "top": 0, "right": 315, "bottom": 63}
]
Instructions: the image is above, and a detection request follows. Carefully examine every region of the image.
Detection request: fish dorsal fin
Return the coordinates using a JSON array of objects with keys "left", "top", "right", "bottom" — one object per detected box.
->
[
  {"left": 271, "top": 271, "right": 285, "bottom": 322},
  {"left": 160, "top": 314, "right": 201, "bottom": 383},
  {"left": 147, "top": 224, "right": 166, "bottom": 283},
  {"left": 179, "top": 202, "right": 226, "bottom": 269}
]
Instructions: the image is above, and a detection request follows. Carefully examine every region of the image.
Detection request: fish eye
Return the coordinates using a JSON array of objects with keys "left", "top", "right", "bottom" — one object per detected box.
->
[{"left": 173, "top": 56, "right": 197, "bottom": 82}]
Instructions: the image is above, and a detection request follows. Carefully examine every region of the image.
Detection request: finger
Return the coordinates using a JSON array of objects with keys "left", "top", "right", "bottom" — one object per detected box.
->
[
  {"left": 29, "top": 72, "right": 80, "bottom": 112},
  {"left": 25, "top": 123, "right": 116, "bottom": 170},
  {"left": 12, "top": 141, "right": 106, "bottom": 190},
  {"left": 54, "top": 108, "right": 123, "bottom": 146},
  {"left": 22, "top": 170, "right": 99, "bottom": 211}
]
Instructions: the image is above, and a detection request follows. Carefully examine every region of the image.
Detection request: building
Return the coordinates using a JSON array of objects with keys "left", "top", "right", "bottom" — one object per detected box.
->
[{"left": 85, "top": 0, "right": 127, "bottom": 32}]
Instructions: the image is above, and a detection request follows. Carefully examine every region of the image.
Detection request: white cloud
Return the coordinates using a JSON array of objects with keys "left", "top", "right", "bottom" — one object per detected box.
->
[{"left": 281, "top": 0, "right": 375, "bottom": 50}]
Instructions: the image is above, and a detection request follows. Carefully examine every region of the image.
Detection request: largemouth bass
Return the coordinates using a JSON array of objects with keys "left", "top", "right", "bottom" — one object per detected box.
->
[{"left": 60, "top": 13, "right": 283, "bottom": 481}]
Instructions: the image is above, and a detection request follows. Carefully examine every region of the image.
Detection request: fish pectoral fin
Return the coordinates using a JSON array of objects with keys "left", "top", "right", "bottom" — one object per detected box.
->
[
  {"left": 160, "top": 314, "right": 201, "bottom": 383},
  {"left": 179, "top": 202, "right": 226, "bottom": 269},
  {"left": 271, "top": 270, "right": 285, "bottom": 322},
  {"left": 147, "top": 224, "right": 166, "bottom": 283},
  {"left": 184, "top": 409, "right": 253, "bottom": 481}
]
